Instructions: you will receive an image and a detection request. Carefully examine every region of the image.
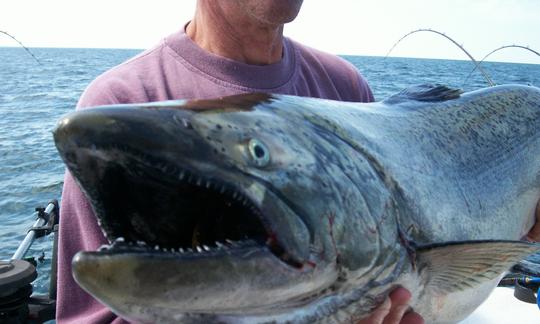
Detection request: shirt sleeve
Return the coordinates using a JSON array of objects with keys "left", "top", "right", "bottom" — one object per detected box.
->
[
  {"left": 340, "top": 58, "right": 375, "bottom": 103},
  {"left": 353, "top": 68, "right": 375, "bottom": 103}
]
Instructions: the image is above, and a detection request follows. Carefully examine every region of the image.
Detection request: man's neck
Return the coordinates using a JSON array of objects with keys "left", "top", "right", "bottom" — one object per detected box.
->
[{"left": 186, "top": 2, "right": 285, "bottom": 65}]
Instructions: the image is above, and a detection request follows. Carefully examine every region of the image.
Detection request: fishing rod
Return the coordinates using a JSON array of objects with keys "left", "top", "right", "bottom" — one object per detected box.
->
[
  {"left": 12, "top": 203, "right": 57, "bottom": 260},
  {"left": 0, "top": 30, "right": 42, "bottom": 65},
  {"left": 385, "top": 28, "right": 496, "bottom": 87},
  {"left": 463, "top": 45, "right": 540, "bottom": 86},
  {"left": 1, "top": 201, "right": 59, "bottom": 323}
]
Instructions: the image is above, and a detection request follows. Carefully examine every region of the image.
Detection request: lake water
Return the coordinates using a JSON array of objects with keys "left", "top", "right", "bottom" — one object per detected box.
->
[{"left": 0, "top": 46, "right": 539, "bottom": 296}]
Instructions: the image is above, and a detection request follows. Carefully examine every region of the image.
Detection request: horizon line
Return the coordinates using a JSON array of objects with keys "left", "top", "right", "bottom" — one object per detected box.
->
[{"left": 0, "top": 45, "right": 539, "bottom": 66}]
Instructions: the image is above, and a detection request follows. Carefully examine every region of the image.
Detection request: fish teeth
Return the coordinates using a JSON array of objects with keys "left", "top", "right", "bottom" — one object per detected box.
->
[
  {"left": 196, "top": 246, "right": 203, "bottom": 253},
  {"left": 203, "top": 245, "right": 210, "bottom": 251},
  {"left": 216, "top": 242, "right": 225, "bottom": 249},
  {"left": 220, "top": 186, "right": 226, "bottom": 194},
  {"left": 196, "top": 178, "right": 202, "bottom": 186},
  {"left": 154, "top": 245, "right": 160, "bottom": 251},
  {"left": 178, "top": 248, "right": 185, "bottom": 253},
  {"left": 179, "top": 171, "right": 185, "bottom": 180}
]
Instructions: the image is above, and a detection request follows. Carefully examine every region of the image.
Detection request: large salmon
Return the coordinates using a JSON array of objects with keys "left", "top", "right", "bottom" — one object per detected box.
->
[{"left": 53, "top": 84, "right": 540, "bottom": 323}]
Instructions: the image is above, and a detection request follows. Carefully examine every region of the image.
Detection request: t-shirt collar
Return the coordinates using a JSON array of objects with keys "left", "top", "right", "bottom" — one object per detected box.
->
[{"left": 165, "top": 26, "right": 296, "bottom": 90}]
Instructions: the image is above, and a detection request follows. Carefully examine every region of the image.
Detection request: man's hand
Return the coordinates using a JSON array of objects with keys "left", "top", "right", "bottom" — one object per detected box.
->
[
  {"left": 357, "top": 287, "right": 424, "bottom": 324},
  {"left": 526, "top": 200, "right": 540, "bottom": 242}
]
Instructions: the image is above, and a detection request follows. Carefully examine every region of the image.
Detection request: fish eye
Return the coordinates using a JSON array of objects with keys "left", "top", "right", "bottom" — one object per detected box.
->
[{"left": 248, "top": 139, "right": 270, "bottom": 167}]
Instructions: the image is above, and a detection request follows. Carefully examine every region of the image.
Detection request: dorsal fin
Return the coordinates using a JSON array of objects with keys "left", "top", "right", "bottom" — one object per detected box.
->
[
  {"left": 416, "top": 240, "right": 540, "bottom": 294},
  {"left": 383, "top": 84, "right": 463, "bottom": 104}
]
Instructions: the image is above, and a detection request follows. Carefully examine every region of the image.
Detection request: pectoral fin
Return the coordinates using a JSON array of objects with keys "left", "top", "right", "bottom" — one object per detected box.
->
[{"left": 416, "top": 240, "right": 540, "bottom": 294}]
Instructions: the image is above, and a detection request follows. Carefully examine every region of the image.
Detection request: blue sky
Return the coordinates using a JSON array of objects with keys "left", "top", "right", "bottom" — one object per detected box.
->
[{"left": 1, "top": 0, "right": 539, "bottom": 64}]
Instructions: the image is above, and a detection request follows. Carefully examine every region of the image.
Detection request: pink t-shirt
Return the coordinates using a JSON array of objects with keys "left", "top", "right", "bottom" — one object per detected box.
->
[{"left": 56, "top": 29, "right": 374, "bottom": 323}]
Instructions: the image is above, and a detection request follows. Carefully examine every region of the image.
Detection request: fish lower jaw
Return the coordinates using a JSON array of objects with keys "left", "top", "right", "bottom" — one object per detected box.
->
[{"left": 73, "top": 245, "right": 339, "bottom": 323}]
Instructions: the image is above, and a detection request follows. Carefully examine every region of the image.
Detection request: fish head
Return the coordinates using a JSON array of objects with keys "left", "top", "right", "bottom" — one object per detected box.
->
[{"left": 54, "top": 93, "right": 395, "bottom": 322}]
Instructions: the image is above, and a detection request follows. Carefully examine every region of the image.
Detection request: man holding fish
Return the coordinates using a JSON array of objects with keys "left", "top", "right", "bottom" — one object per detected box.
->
[{"left": 56, "top": 1, "right": 540, "bottom": 323}]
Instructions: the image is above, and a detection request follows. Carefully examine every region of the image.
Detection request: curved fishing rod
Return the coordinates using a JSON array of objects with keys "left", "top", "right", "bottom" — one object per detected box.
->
[
  {"left": 0, "top": 30, "right": 42, "bottom": 65},
  {"left": 463, "top": 45, "right": 540, "bottom": 86},
  {"left": 385, "top": 28, "right": 495, "bottom": 87}
]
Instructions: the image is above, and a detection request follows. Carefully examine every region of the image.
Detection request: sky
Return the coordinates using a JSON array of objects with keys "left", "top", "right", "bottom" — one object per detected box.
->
[{"left": 0, "top": 0, "right": 539, "bottom": 64}]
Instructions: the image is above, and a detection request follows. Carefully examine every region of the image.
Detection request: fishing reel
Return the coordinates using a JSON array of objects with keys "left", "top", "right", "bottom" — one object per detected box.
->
[
  {"left": 0, "top": 201, "right": 59, "bottom": 323},
  {"left": 0, "top": 259, "right": 37, "bottom": 322},
  {"left": 500, "top": 274, "right": 540, "bottom": 309}
]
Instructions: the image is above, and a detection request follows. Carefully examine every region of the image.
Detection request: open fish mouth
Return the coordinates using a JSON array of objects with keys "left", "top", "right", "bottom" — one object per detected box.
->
[
  {"left": 87, "top": 149, "right": 304, "bottom": 269},
  {"left": 54, "top": 104, "right": 313, "bottom": 272}
]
